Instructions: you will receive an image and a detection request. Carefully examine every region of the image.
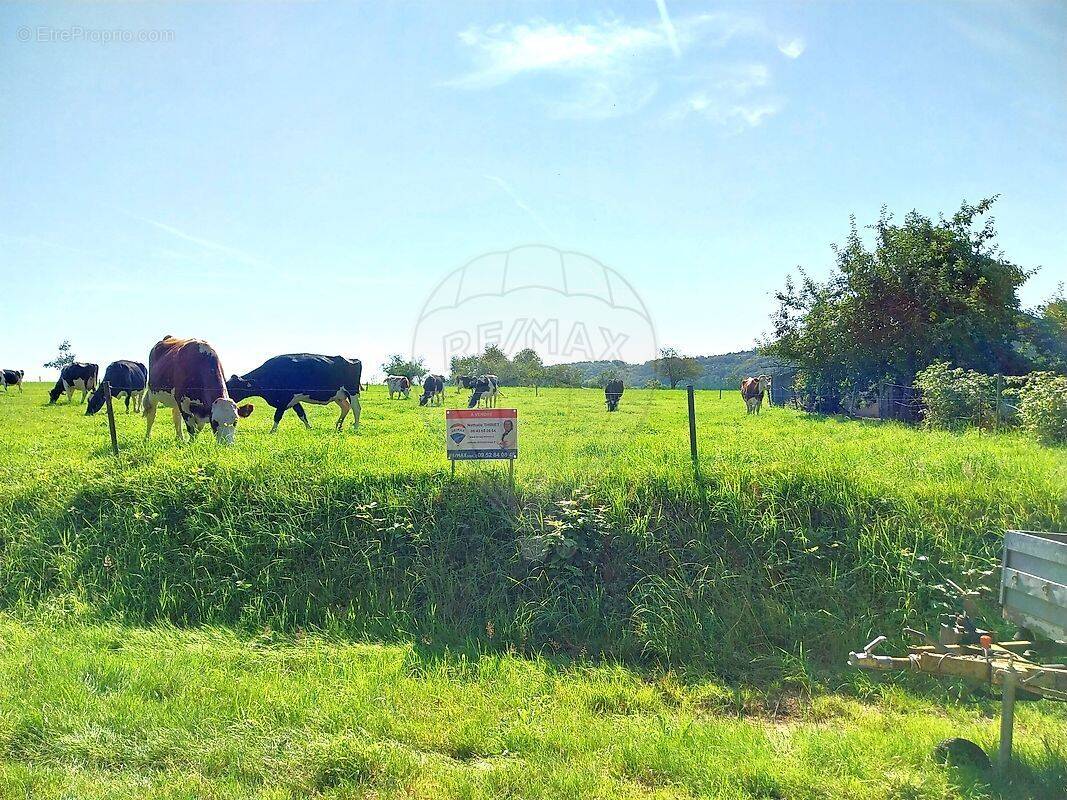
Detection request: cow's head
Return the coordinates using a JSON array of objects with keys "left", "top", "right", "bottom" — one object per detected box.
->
[
  {"left": 208, "top": 397, "right": 254, "bottom": 444},
  {"left": 85, "top": 386, "right": 108, "bottom": 416},
  {"left": 605, "top": 394, "right": 621, "bottom": 412},
  {"left": 226, "top": 374, "right": 255, "bottom": 401}
]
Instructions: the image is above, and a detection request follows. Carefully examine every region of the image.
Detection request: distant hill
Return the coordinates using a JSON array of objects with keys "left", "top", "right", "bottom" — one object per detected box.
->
[{"left": 566, "top": 350, "right": 794, "bottom": 389}]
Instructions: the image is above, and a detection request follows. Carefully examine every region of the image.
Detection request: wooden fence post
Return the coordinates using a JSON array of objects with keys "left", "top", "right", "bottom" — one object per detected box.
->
[
  {"left": 103, "top": 381, "right": 119, "bottom": 456},
  {"left": 995, "top": 373, "right": 1003, "bottom": 432},
  {"left": 687, "top": 384, "right": 699, "bottom": 473}
]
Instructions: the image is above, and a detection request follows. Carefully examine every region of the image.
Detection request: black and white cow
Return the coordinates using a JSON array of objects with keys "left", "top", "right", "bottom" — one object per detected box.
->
[
  {"left": 228, "top": 354, "right": 363, "bottom": 433},
  {"left": 604, "top": 379, "right": 624, "bottom": 412},
  {"left": 385, "top": 375, "right": 411, "bottom": 399},
  {"left": 467, "top": 374, "right": 500, "bottom": 408},
  {"left": 86, "top": 360, "right": 148, "bottom": 415},
  {"left": 2, "top": 369, "right": 24, "bottom": 393},
  {"left": 419, "top": 374, "right": 445, "bottom": 406},
  {"left": 48, "top": 362, "right": 99, "bottom": 404}
]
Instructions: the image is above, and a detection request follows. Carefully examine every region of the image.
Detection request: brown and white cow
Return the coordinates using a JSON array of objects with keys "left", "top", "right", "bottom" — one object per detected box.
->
[
  {"left": 740, "top": 375, "right": 771, "bottom": 414},
  {"left": 143, "top": 336, "right": 252, "bottom": 444}
]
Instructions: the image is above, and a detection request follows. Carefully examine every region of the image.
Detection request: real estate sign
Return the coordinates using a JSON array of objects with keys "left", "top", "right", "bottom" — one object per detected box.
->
[{"left": 446, "top": 408, "right": 518, "bottom": 460}]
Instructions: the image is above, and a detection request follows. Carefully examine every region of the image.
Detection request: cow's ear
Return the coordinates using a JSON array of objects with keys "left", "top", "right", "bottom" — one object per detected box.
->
[{"left": 237, "top": 403, "right": 254, "bottom": 418}]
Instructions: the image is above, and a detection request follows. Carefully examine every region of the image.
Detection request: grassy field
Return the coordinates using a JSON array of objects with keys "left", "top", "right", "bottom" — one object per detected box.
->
[{"left": 0, "top": 382, "right": 1064, "bottom": 797}]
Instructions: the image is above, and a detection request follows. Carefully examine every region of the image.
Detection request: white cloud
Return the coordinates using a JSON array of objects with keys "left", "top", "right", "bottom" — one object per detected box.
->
[
  {"left": 449, "top": 13, "right": 803, "bottom": 126},
  {"left": 450, "top": 19, "right": 670, "bottom": 89},
  {"left": 778, "top": 37, "right": 805, "bottom": 59},
  {"left": 669, "top": 64, "right": 778, "bottom": 130}
]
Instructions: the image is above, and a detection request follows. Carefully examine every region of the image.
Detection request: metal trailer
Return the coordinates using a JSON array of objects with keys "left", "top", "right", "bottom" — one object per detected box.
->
[
  {"left": 1000, "top": 530, "right": 1067, "bottom": 643},
  {"left": 849, "top": 530, "right": 1066, "bottom": 770}
]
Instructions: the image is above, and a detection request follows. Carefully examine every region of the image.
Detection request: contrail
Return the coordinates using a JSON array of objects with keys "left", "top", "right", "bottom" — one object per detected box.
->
[
  {"left": 484, "top": 175, "right": 556, "bottom": 240},
  {"left": 139, "top": 217, "right": 264, "bottom": 268},
  {"left": 655, "top": 0, "right": 681, "bottom": 58},
  {"left": 114, "top": 207, "right": 266, "bottom": 269}
]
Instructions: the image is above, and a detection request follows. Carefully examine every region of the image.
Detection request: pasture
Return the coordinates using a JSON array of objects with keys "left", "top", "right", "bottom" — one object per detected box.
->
[{"left": 0, "top": 382, "right": 1064, "bottom": 798}]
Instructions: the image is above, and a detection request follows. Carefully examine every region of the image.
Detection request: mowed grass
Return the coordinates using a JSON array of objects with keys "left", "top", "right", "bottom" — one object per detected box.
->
[
  {"left": 1, "top": 613, "right": 1065, "bottom": 799},
  {"left": 0, "top": 382, "right": 1065, "bottom": 797}
]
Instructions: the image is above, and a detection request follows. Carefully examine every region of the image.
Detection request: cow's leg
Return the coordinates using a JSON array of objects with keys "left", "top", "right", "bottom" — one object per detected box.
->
[
  {"left": 144, "top": 399, "right": 157, "bottom": 440},
  {"left": 172, "top": 407, "right": 185, "bottom": 441},
  {"left": 134, "top": 391, "right": 142, "bottom": 413},
  {"left": 124, "top": 393, "right": 131, "bottom": 413},
  {"left": 270, "top": 405, "right": 287, "bottom": 433},
  {"left": 66, "top": 385, "right": 74, "bottom": 403},
  {"left": 350, "top": 393, "right": 361, "bottom": 430},
  {"left": 293, "top": 403, "right": 311, "bottom": 429},
  {"left": 335, "top": 397, "right": 351, "bottom": 431}
]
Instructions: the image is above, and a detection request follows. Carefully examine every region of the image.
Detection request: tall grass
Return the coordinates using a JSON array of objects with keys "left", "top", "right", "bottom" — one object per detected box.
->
[{"left": 0, "top": 383, "right": 1064, "bottom": 676}]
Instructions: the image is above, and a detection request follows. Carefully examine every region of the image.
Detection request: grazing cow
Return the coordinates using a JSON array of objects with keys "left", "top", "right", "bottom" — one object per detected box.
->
[
  {"left": 48, "top": 363, "right": 99, "bottom": 404},
  {"left": 467, "top": 374, "right": 500, "bottom": 408},
  {"left": 604, "top": 379, "right": 624, "bottom": 412},
  {"left": 227, "top": 354, "right": 362, "bottom": 432},
  {"left": 385, "top": 375, "right": 411, "bottom": 399},
  {"left": 86, "top": 360, "right": 148, "bottom": 415},
  {"left": 143, "top": 336, "right": 252, "bottom": 444},
  {"left": 2, "top": 369, "right": 24, "bottom": 393},
  {"left": 740, "top": 375, "right": 772, "bottom": 414},
  {"left": 419, "top": 374, "right": 445, "bottom": 406}
]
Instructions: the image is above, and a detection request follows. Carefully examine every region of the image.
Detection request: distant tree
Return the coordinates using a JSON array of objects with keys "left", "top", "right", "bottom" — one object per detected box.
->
[
  {"left": 763, "top": 198, "right": 1031, "bottom": 410},
  {"left": 510, "top": 348, "right": 545, "bottom": 386},
  {"left": 380, "top": 354, "right": 427, "bottom": 381},
  {"left": 644, "top": 378, "right": 664, "bottom": 389},
  {"left": 43, "top": 339, "right": 75, "bottom": 371},
  {"left": 650, "top": 347, "right": 703, "bottom": 389},
  {"left": 479, "top": 345, "right": 510, "bottom": 378},
  {"left": 450, "top": 354, "right": 481, "bottom": 382},
  {"left": 595, "top": 368, "right": 621, "bottom": 388},
  {"left": 542, "top": 363, "right": 585, "bottom": 387}
]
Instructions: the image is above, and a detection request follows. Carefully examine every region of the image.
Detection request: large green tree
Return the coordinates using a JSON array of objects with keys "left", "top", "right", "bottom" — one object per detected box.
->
[
  {"left": 1016, "top": 284, "right": 1067, "bottom": 374},
  {"left": 764, "top": 198, "right": 1031, "bottom": 409}
]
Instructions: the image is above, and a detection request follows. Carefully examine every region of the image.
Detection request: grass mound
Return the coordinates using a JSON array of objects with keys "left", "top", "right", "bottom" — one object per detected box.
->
[{"left": 1, "top": 384, "right": 1064, "bottom": 676}]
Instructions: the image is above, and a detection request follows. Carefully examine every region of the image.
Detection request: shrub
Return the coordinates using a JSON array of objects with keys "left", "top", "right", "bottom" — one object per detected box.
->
[
  {"left": 1018, "top": 373, "right": 1067, "bottom": 444},
  {"left": 914, "top": 362, "right": 997, "bottom": 430}
]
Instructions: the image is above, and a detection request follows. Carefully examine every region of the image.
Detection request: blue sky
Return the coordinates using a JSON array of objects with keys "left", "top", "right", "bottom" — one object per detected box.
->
[{"left": 2, "top": 1, "right": 1064, "bottom": 379}]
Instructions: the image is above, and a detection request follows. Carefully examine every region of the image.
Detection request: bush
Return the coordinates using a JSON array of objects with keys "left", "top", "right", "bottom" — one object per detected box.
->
[
  {"left": 1018, "top": 373, "right": 1067, "bottom": 444},
  {"left": 914, "top": 362, "right": 997, "bottom": 429}
]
